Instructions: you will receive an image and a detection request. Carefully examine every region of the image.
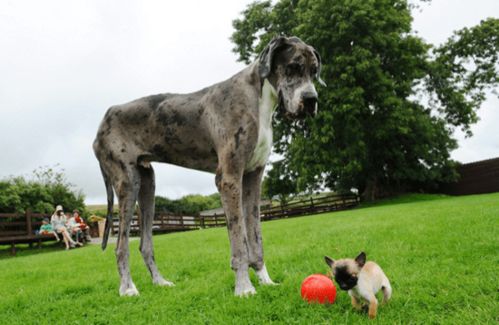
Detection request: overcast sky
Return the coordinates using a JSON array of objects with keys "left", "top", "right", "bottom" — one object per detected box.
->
[{"left": 0, "top": 0, "right": 497, "bottom": 204}]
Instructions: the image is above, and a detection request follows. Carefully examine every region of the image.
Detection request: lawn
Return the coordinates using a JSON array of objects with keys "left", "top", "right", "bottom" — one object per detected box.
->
[{"left": 0, "top": 193, "right": 497, "bottom": 324}]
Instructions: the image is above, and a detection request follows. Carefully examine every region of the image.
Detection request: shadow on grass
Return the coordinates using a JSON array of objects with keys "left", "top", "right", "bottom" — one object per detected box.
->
[{"left": 0, "top": 241, "right": 89, "bottom": 260}]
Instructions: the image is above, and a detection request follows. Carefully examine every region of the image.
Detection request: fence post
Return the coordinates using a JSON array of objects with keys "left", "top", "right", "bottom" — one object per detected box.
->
[
  {"left": 137, "top": 206, "right": 142, "bottom": 231},
  {"left": 26, "top": 209, "right": 32, "bottom": 236},
  {"left": 199, "top": 214, "right": 205, "bottom": 228},
  {"left": 310, "top": 197, "right": 315, "bottom": 208},
  {"left": 111, "top": 218, "right": 115, "bottom": 236}
]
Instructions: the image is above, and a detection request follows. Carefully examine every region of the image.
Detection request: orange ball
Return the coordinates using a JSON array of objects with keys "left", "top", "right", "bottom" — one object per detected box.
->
[{"left": 301, "top": 274, "right": 337, "bottom": 304}]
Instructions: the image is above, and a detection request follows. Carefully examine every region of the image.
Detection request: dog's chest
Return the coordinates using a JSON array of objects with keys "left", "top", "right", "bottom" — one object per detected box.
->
[{"left": 245, "top": 80, "right": 277, "bottom": 172}]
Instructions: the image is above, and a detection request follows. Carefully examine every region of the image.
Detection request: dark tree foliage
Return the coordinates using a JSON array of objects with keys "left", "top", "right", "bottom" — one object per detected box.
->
[
  {"left": 231, "top": 0, "right": 498, "bottom": 200},
  {"left": 0, "top": 166, "right": 86, "bottom": 214},
  {"left": 261, "top": 160, "right": 298, "bottom": 202}
]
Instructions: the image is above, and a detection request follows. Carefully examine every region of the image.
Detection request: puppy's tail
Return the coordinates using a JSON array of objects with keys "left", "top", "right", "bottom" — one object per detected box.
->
[{"left": 99, "top": 164, "right": 114, "bottom": 251}]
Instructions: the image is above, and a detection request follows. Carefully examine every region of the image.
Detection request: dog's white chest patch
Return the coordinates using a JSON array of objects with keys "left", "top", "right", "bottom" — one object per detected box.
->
[{"left": 245, "top": 80, "right": 277, "bottom": 172}]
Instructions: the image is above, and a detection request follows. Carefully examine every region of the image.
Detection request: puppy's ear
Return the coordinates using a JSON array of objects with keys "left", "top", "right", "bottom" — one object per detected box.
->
[
  {"left": 355, "top": 252, "right": 366, "bottom": 267},
  {"left": 324, "top": 256, "right": 335, "bottom": 268},
  {"left": 258, "top": 36, "right": 288, "bottom": 79}
]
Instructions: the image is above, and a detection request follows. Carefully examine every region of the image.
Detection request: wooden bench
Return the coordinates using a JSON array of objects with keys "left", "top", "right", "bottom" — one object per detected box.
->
[{"left": 0, "top": 211, "right": 60, "bottom": 255}]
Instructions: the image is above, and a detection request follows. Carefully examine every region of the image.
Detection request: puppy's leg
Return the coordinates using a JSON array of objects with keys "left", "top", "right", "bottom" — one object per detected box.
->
[
  {"left": 368, "top": 298, "right": 378, "bottom": 319},
  {"left": 138, "top": 165, "right": 174, "bottom": 287},
  {"left": 216, "top": 164, "right": 255, "bottom": 297},
  {"left": 348, "top": 292, "right": 362, "bottom": 310},
  {"left": 359, "top": 287, "right": 378, "bottom": 319},
  {"left": 242, "top": 167, "right": 275, "bottom": 285}
]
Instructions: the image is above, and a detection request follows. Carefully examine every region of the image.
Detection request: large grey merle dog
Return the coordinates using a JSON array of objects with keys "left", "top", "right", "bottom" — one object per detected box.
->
[{"left": 93, "top": 36, "right": 325, "bottom": 297}]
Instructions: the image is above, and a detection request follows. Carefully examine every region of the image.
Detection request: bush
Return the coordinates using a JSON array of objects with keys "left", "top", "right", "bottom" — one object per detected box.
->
[
  {"left": 0, "top": 166, "right": 86, "bottom": 215},
  {"left": 155, "top": 193, "right": 221, "bottom": 215}
]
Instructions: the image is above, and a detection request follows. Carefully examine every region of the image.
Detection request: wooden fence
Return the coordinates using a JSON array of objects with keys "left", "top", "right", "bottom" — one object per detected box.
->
[
  {"left": 0, "top": 211, "right": 58, "bottom": 254},
  {"left": 440, "top": 157, "right": 499, "bottom": 195},
  {"left": 111, "top": 193, "right": 360, "bottom": 235},
  {"left": 110, "top": 213, "right": 228, "bottom": 235},
  {"left": 260, "top": 193, "right": 360, "bottom": 221}
]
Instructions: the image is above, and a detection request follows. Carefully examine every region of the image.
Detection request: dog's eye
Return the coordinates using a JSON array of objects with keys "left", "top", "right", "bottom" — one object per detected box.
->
[{"left": 286, "top": 63, "right": 302, "bottom": 76}]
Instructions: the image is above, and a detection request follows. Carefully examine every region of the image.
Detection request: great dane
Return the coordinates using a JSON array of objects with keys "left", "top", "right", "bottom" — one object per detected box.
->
[{"left": 93, "top": 36, "right": 325, "bottom": 297}]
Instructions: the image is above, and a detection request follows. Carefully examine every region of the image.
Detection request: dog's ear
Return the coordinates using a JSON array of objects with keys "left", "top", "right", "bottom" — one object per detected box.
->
[
  {"left": 258, "top": 36, "right": 289, "bottom": 79},
  {"left": 324, "top": 256, "right": 335, "bottom": 268},
  {"left": 355, "top": 252, "right": 366, "bottom": 267},
  {"left": 312, "top": 48, "right": 327, "bottom": 87}
]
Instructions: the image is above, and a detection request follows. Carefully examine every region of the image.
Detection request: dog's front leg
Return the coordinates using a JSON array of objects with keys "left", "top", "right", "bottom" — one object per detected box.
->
[
  {"left": 348, "top": 291, "right": 363, "bottom": 310},
  {"left": 242, "top": 167, "right": 275, "bottom": 285},
  {"left": 216, "top": 165, "right": 255, "bottom": 297}
]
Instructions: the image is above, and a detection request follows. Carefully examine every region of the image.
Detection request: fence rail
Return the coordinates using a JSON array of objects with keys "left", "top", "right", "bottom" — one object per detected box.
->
[{"left": 111, "top": 193, "right": 360, "bottom": 235}]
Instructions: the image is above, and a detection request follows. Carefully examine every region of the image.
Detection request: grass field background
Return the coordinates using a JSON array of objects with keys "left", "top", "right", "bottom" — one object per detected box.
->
[{"left": 0, "top": 193, "right": 497, "bottom": 324}]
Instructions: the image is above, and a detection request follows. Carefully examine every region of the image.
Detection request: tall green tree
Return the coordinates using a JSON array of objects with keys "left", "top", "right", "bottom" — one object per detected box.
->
[
  {"left": 261, "top": 160, "right": 298, "bottom": 202},
  {"left": 231, "top": 0, "right": 498, "bottom": 200}
]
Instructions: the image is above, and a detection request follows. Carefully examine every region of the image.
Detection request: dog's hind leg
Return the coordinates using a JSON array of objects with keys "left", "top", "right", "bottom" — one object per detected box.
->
[
  {"left": 138, "top": 165, "right": 174, "bottom": 287},
  {"left": 381, "top": 278, "right": 392, "bottom": 304},
  {"left": 242, "top": 167, "right": 275, "bottom": 285},
  {"left": 114, "top": 165, "right": 141, "bottom": 296}
]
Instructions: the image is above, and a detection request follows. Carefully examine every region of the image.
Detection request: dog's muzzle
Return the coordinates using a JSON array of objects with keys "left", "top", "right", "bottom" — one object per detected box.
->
[
  {"left": 302, "top": 91, "right": 318, "bottom": 116},
  {"left": 293, "top": 91, "right": 318, "bottom": 119}
]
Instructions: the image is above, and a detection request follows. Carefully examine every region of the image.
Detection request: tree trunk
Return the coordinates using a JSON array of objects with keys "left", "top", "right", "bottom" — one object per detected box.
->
[{"left": 362, "top": 178, "right": 379, "bottom": 202}]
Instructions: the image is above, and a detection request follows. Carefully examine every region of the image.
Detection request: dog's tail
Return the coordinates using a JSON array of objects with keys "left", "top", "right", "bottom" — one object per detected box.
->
[{"left": 99, "top": 164, "right": 114, "bottom": 251}]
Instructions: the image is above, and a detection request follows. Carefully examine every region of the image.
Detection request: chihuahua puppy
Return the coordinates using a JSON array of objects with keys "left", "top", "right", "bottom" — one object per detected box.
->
[{"left": 324, "top": 252, "right": 391, "bottom": 319}]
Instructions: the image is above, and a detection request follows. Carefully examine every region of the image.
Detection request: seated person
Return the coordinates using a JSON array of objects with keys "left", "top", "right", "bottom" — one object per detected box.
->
[
  {"left": 66, "top": 212, "right": 84, "bottom": 246},
  {"left": 38, "top": 218, "right": 60, "bottom": 241},
  {"left": 51, "top": 205, "right": 81, "bottom": 250},
  {"left": 73, "top": 209, "right": 92, "bottom": 242}
]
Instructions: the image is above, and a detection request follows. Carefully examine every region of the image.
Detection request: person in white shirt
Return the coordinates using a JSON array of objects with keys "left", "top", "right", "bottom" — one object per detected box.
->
[
  {"left": 51, "top": 205, "right": 80, "bottom": 250},
  {"left": 66, "top": 213, "right": 84, "bottom": 246}
]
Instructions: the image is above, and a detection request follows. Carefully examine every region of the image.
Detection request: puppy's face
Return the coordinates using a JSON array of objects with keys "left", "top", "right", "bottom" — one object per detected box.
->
[{"left": 324, "top": 252, "right": 366, "bottom": 291}]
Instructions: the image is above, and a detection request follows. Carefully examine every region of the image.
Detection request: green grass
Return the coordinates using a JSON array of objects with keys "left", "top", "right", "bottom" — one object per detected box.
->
[{"left": 1, "top": 193, "right": 498, "bottom": 324}]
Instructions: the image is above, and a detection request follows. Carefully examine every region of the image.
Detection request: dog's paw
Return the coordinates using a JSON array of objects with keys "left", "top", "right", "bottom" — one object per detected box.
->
[
  {"left": 256, "top": 265, "right": 277, "bottom": 285},
  {"left": 234, "top": 285, "right": 257, "bottom": 297},
  {"left": 153, "top": 278, "right": 175, "bottom": 287},
  {"left": 119, "top": 283, "right": 139, "bottom": 297}
]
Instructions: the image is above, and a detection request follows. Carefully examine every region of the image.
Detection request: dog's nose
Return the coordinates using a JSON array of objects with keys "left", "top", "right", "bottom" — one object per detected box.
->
[{"left": 302, "top": 92, "right": 318, "bottom": 115}]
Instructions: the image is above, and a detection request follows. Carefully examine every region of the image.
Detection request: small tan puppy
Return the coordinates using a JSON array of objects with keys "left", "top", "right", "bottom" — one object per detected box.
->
[{"left": 324, "top": 252, "right": 391, "bottom": 319}]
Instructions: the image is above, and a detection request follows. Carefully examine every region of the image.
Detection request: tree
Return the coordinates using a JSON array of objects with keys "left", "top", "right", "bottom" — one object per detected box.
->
[
  {"left": 231, "top": 0, "right": 498, "bottom": 200},
  {"left": 261, "top": 160, "right": 297, "bottom": 203}
]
